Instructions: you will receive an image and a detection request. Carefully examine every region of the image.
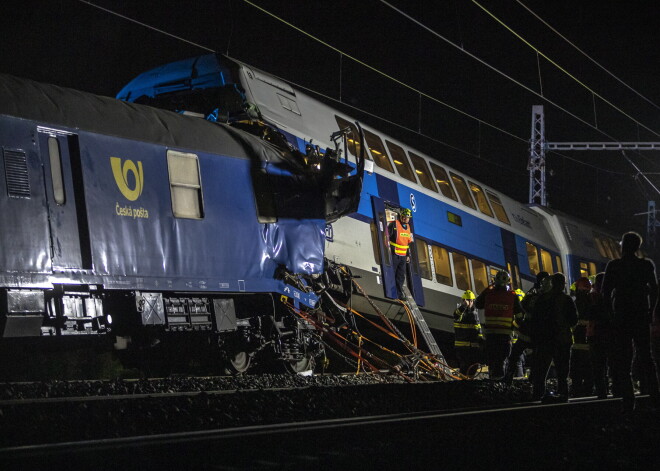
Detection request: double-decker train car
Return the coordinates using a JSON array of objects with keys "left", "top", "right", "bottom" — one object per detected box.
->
[
  {"left": 117, "top": 54, "right": 622, "bottom": 349},
  {"left": 0, "top": 72, "right": 363, "bottom": 372}
]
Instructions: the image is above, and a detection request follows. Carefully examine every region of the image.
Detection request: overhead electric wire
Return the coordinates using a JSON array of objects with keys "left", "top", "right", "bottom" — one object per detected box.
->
[
  {"left": 78, "top": 0, "right": 631, "bottom": 177},
  {"left": 241, "top": 0, "right": 632, "bottom": 176},
  {"left": 379, "top": 0, "right": 660, "bottom": 143},
  {"left": 515, "top": 0, "right": 660, "bottom": 112},
  {"left": 469, "top": 0, "right": 660, "bottom": 138},
  {"left": 77, "top": 0, "right": 215, "bottom": 52},
  {"left": 240, "top": 0, "right": 524, "bottom": 143},
  {"left": 377, "top": 0, "right": 655, "bottom": 180}
]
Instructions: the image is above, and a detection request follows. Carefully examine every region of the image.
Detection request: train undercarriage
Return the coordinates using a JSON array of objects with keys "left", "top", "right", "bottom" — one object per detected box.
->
[{"left": 0, "top": 262, "right": 355, "bottom": 376}]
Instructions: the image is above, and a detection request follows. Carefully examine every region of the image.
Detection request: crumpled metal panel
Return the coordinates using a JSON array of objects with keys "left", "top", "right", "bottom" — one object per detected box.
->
[{"left": 262, "top": 219, "right": 326, "bottom": 276}]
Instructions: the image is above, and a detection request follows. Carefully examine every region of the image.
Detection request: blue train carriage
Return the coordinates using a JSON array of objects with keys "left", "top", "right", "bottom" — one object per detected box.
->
[
  {"left": 0, "top": 73, "right": 363, "bottom": 373},
  {"left": 115, "top": 54, "right": 620, "bottom": 344},
  {"left": 207, "top": 58, "right": 565, "bottom": 331},
  {"left": 529, "top": 205, "right": 621, "bottom": 285}
]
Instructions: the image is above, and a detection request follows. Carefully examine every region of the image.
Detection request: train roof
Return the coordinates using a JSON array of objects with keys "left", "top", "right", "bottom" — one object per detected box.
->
[{"left": 0, "top": 73, "right": 283, "bottom": 163}]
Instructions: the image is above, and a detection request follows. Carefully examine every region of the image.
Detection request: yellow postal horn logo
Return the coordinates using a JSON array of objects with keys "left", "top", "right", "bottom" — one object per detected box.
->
[{"left": 111, "top": 157, "right": 144, "bottom": 201}]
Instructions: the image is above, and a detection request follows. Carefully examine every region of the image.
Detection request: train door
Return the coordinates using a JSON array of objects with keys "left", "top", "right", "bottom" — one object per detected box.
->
[
  {"left": 500, "top": 229, "right": 521, "bottom": 289},
  {"left": 38, "top": 130, "right": 92, "bottom": 270},
  {"left": 371, "top": 196, "right": 425, "bottom": 306}
]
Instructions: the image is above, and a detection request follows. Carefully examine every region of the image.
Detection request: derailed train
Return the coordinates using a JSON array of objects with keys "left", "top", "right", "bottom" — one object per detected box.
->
[
  {"left": 116, "top": 54, "right": 623, "bottom": 347},
  {"left": 0, "top": 53, "right": 622, "bottom": 373},
  {"left": 0, "top": 72, "right": 363, "bottom": 372}
]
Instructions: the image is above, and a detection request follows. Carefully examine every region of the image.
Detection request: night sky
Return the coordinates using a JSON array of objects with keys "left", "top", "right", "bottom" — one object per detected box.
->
[{"left": 2, "top": 0, "right": 659, "bottom": 237}]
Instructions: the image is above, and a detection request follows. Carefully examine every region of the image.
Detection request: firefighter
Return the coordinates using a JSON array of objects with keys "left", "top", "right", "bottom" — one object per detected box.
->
[
  {"left": 529, "top": 273, "right": 578, "bottom": 402},
  {"left": 603, "top": 231, "right": 660, "bottom": 411},
  {"left": 475, "top": 270, "right": 523, "bottom": 380},
  {"left": 387, "top": 208, "right": 413, "bottom": 300},
  {"left": 505, "top": 289, "right": 530, "bottom": 385},
  {"left": 453, "top": 290, "right": 484, "bottom": 376},
  {"left": 570, "top": 277, "right": 594, "bottom": 397}
]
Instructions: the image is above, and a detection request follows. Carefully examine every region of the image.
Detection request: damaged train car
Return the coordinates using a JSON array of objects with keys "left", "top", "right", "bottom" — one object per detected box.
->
[
  {"left": 115, "top": 54, "right": 622, "bottom": 354},
  {"left": 0, "top": 73, "right": 363, "bottom": 373}
]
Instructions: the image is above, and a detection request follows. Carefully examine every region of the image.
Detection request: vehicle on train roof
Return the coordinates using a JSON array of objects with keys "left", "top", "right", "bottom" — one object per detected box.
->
[
  {"left": 0, "top": 71, "right": 364, "bottom": 373},
  {"left": 117, "top": 54, "right": 622, "bottom": 342}
]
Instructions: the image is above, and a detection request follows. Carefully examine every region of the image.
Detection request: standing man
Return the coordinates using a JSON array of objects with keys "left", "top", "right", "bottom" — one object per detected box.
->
[
  {"left": 454, "top": 289, "right": 484, "bottom": 376},
  {"left": 602, "top": 231, "right": 659, "bottom": 411},
  {"left": 570, "top": 277, "right": 594, "bottom": 397},
  {"left": 530, "top": 273, "right": 577, "bottom": 402},
  {"left": 476, "top": 270, "right": 524, "bottom": 380},
  {"left": 388, "top": 208, "right": 413, "bottom": 301}
]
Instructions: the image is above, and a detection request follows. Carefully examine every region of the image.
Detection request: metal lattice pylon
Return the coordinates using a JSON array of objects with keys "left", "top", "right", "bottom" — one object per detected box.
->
[{"left": 528, "top": 105, "right": 546, "bottom": 205}]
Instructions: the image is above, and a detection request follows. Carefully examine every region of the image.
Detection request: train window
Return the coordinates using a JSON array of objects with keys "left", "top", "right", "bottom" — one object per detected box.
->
[
  {"left": 370, "top": 222, "right": 381, "bottom": 265},
  {"left": 489, "top": 267, "right": 500, "bottom": 284},
  {"left": 429, "top": 163, "right": 457, "bottom": 201},
  {"left": 608, "top": 238, "right": 622, "bottom": 258},
  {"left": 472, "top": 259, "right": 488, "bottom": 295},
  {"left": 363, "top": 130, "right": 394, "bottom": 173},
  {"left": 432, "top": 245, "right": 453, "bottom": 286},
  {"left": 452, "top": 253, "right": 472, "bottom": 291},
  {"left": 526, "top": 242, "right": 540, "bottom": 275},
  {"left": 579, "top": 262, "right": 589, "bottom": 278},
  {"left": 48, "top": 137, "right": 65, "bottom": 205},
  {"left": 447, "top": 211, "right": 462, "bottom": 226},
  {"left": 589, "top": 262, "right": 597, "bottom": 276},
  {"left": 334, "top": 116, "right": 363, "bottom": 159},
  {"left": 555, "top": 255, "right": 563, "bottom": 274},
  {"left": 386, "top": 141, "right": 417, "bottom": 183},
  {"left": 468, "top": 182, "right": 494, "bottom": 217},
  {"left": 167, "top": 150, "right": 204, "bottom": 219},
  {"left": 540, "top": 249, "right": 553, "bottom": 273},
  {"left": 416, "top": 239, "right": 432, "bottom": 280},
  {"left": 408, "top": 152, "right": 438, "bottom": 192},
  {"left": 506, "top": 262, "right": 519, "bottom": 290},
  {"left": 449, "top": 173, "right": 477, "bottom": 210},
  {"left": 486, "top": 192, "right": 511, "bottom": 225},
  {"left": 593, "top": 234, "right": 608, "bottom": 258}
]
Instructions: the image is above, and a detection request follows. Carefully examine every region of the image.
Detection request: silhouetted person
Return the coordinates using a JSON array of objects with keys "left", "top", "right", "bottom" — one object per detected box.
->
[
  {"left": 570, "top": 277, "right": 594, "bottom": 396},
  {"left": 602, "top": 231, "right": 659, "bottom": 411},
  {"left": 585, "top": 272, "right": 614, "bottom": 399},
  {"left": 530, "top": 273, "right": 577, "bottom": 402}
]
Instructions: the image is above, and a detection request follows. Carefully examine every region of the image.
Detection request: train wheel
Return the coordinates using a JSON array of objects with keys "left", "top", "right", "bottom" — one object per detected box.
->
[
  {"left": 283, "top": 354, "right": 315, "bottom": 374},
  {"left": 224, "top": 351, "right": 251, "bottom": 375}
]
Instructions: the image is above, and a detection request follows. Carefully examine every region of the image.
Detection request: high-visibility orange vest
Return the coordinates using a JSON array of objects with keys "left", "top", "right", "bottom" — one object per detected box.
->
[
  {"left": 390, "top": 220, "right": 412, "bottom": 256},
  {"left": 483, "top": 289, "right": 515, "bottom": 336}
]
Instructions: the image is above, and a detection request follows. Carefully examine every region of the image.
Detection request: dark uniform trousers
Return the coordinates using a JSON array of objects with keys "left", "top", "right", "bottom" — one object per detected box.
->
[
  {"left": 485, "top": 334, "right": 511, "bottom": 379},
  {"left": 611, "top": 316, "right": 660, "bottom": 404},
  {"left": 392, "top": 251, "right": 407, "bottom": 299},
  {"left": 533, "top": 342, "right": 571, "bottom": 399}
]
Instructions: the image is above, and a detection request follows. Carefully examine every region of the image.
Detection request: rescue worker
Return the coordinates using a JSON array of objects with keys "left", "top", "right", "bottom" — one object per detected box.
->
[
  {"left": 519, "top": 272, "right": 550, "bottom": 389},
  {"left": 570, "top": 277, "right": 594, "bottom": 397},
  {"left": 475, "top": 270, "right": 524, "bottom": 380},
  {"left": 453, "top": 290, "right": 484, "bottom": 376},
  {"left": 530, "top": 273, "right": 578, "bottom": 402},
  {"left": 602, "top": 231, "right": 660, "bottom": 411},
  {"left": 506, "top": 289, "right": 528, "bottom": 383},
  {"left": 388, "top": 208, "right": 413, "bottom": 301},
  {"left": 584, "top": 272, "right": 613, "bottom": 399}
]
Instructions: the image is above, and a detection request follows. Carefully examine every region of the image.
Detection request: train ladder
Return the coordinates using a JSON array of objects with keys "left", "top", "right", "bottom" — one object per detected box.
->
[{"left": 401, "top": 285, "right": 445, "bottom": 361}]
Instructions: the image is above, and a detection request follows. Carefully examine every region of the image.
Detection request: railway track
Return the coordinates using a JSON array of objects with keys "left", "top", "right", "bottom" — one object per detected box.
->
[{"left": 2, "top": 395, "right": 657, "bottom": 470}]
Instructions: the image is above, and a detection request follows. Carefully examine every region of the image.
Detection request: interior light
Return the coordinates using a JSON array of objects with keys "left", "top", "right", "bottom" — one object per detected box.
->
[
  {"left": 393, "top": 160, "right": 403, "bottom": 165},
  {"left": 371, "top": 149, "right": 381, "bottom": 155},
  {"left": 415, "top": 170, "right": 423, "bottom": 174}
]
